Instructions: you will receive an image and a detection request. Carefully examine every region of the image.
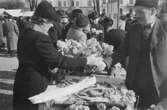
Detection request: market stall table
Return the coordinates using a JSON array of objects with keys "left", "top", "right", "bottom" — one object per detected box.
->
[{"left": 36, "top": 75, "right": 135, "bottom": 110}]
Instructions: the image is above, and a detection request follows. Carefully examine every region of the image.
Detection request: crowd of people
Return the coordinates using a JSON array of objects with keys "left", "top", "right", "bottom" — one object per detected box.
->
[
  {"left": 0, "top": 1, "right": 134, "bottom": 57},
  {"left": 0, "top": 0, "right": 166, "bottom": 110}
]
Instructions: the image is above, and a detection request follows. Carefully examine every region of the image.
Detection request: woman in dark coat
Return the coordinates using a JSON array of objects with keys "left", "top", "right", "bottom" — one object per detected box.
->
[{"left": 13, "top": 1, "right": 106, "bottom": 110}]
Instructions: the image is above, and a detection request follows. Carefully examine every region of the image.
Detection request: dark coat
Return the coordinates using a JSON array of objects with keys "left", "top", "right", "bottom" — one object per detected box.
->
[
  {"left": 150, "top": 19, "right": 167, "bottom": 109},
  {"left": 0, "top": 21, "right": 4, "bottom": 46},
  {"left": 0, "top": 21, "right": 3, "bottom": 37},
  {"left": 13, "top": 29, "right": 87, "bottom": 110},
  {"left": 51, "top": 22, "right": 69, "bottom": 41},
  {"left": 104, "top": 29, "right": 125, "bottom": 51},
  {"left": 91, "top": 23, "right": 104, "bottom": 30},
  {"left": 112, "top": 19, "right": 167, "bottom": 109}
]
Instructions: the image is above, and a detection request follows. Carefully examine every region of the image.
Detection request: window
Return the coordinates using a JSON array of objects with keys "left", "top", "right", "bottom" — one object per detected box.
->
[
  {"left": 129, "top": 0, "right": 133, "bottom": 4},
  {"left": 71, "top": 1, "right": 74, "bottom": 7},
  {"left": 88, "top": 0, "right": 92, "bottom": 7},
  {"left": 58, "top": 1, "right": 62, "bottom": 7},
  {"left": 103, "top": 0, "right": 108, "bottom": 4},
  {"left": 76, "top": 1, "right": 79, "bottom": 7},
  {"left": 64, "top": 1, "right": 66, "bottom": 7},
  {"left": 120, "top": 0, "right": 123, "bottom": 4}
]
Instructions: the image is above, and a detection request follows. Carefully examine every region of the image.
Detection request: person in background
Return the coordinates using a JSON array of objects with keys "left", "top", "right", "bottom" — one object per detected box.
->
[
  {"left": 53, "top": 10, "right": 69, "bottom": 41},
  {"left": 3, "top": 17, "right": 19, "bottom": 57},
  {"left": 64, "top": 9, "right": 83, "bottom": 38},
  {"left": 59, "top": 11, "right": 69, "bottom": 40},
  {"left": 47, "top": 10, "right": 63, "bottom": 47},
  {"left": 69, "top": 9, "right": 83, "bottom": 25},
  {"left": 48, "top": 10, "right": 70, "bottom": 48},
  {"left": 125, "top": 8, "right": 136, "bottom": 32},
  {"left": 17, "top": 16, "right": 33, "bottom": 37},
  {"left": 120, "top": 8, "right": 124, "bottom": 18},
  {"left": 101, "top": 9, "right": 107, "bottom": 18},
  {"left": 0, "top": 16, "right": 5, "bottom": 50},
  {"left": 66, "top": 14, "right": 90, "bottom": 44},
  {"left": 102, "top": 17, "right": 113, "bottom": 34},
  {"left": 83, "top": 23, "right": 91, "bottom": 35},
  {"left": 103, "top": 17, "right": 125, "bottom": 51},
  {"left": 13, "top": 1, "right": 106, "bottom": 110},
  {"left": 158, "top": 0, "right": 167, "bottom": 21},
  {"left": 118, "top": 16, "right": 126, "bottom": 31},
  {"left": 88, "top": 11, "right": 104, "bottom": 41},
  {"left": 89, "top": 11, "right": 104, "bottom": 31}
]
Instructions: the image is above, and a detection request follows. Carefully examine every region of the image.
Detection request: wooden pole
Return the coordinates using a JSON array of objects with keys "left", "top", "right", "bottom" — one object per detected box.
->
[{"left": 117, "top": 0, "right": 120, "bottom": 29}]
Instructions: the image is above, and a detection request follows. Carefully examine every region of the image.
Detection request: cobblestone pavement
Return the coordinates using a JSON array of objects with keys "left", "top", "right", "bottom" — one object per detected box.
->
[
  {"left": 0, "top": 52, "right": 18, "bottom": 110},
  {"left": 0, "top": 57, "right": 18, "bottom": 71}
]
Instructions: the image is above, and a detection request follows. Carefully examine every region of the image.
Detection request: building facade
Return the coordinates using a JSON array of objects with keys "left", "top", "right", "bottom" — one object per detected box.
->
[
  {"left": 49, "top": 0, "right": 94, "bottom": 14},
  {"left": 48, "top": 0, "right": 136, "bottom": 14},
  {"left": 119, "top": 0, "right": 136, "bottom": 14}
]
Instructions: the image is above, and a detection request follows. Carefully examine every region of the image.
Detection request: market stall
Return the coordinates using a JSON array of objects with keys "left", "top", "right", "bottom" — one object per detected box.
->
[{"left": 28, "top": 38, "right": 137, "bottom": 110}]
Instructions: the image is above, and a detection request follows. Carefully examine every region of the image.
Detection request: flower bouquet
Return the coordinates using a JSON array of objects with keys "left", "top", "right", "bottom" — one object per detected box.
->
[{"left": 56, "top": 38, "right": 114, "bottom": 58}]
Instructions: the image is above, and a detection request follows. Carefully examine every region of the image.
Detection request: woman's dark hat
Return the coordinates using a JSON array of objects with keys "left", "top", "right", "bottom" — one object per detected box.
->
[
  {"left": 102, "top": 17, "right": 113, "bottom": 26},
  {"left": 135, "top": 0, "right": 158, "bottom": 8},
  {"left": 76, "top": 14, "right": 89, "bottom": 28},
  {"left": 70, "top": 9, "right": 83, "bottom": 19},
  {"left": 34, "top": 1, "right": 59, "bottom": 21}
]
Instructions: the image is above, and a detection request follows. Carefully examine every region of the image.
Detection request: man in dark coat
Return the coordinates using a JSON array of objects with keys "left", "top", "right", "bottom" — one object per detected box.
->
[
  {"left": 13, "top": 1, "right": 106, "bottom": 110},
  {"left": 3, "top": 18, "right": 19, "bottom": 56},
  {"left": 125, "top": 8, "right": 135, "bottom": 32},
  {"left": 0, "top": 17, "right": 4, "bottom": 49},
  {"left": 106, "top": 0, "right": 167, "bottom": 109}
]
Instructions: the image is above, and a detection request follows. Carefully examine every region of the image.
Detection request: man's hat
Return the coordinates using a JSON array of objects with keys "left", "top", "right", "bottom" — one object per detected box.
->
[
  {"left": 135, "top": 0, "right": 158, "bottom": 8},
  {"left": 34, "top": 1, "right": 59, "bottom": 21}
]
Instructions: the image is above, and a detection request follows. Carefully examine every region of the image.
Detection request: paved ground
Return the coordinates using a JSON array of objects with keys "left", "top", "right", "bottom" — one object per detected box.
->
[{"left": 0, "top": 52, "right": 18, "bottom": 110}]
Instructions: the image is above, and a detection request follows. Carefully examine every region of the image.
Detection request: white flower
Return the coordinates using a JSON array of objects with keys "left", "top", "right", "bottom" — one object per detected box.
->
[
  {"left": 109, "top": 92, "right": 122, "bottom": 103},
  {"left": 114, "top": 63, "right": 122, "bottom": 68},
  {"left": 120, "top": 88, "right": 128, "bottom": 95},
  {"left": 121, "top": 90, "right": 136, "bottom": 104},
  {"left": 102, "top": 43, "right": 114, "bottom": 56},
  {"left": 110, "top": 106, "right": 120, "bottom": 110},
  {"left": 57, "top": 40, "right": 66, "bottom": 49}
]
